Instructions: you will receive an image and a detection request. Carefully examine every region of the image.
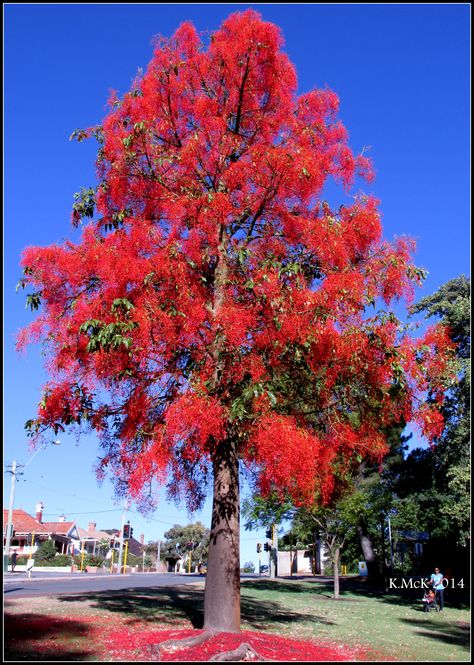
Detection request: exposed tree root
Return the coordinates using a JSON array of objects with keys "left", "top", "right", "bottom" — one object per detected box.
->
[
  {"left": 146, "top": 629, "right": 215, "bottom": 658},
  {"left": 145, "top": 631, "right": 274, "bottom": 661},
  {"left": 209, "top": 642, "right": 270, "bottom": 661}
]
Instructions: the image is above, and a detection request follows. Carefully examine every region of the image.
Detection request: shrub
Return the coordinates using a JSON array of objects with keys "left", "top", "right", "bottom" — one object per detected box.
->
[
  {"left": 126, "top": 554, "right": 143, "bottom": 567},
  {"left": 35, "top": 540, "right": 58, "bottom": 562},
  {"left": 242, "top": 561, "right": 255, "bottom": 573},
  {"left": 73, "top": 553, "right": 106, "bottom": 568},
  {"left": 49, "top": 554, "right": 73, "bottom": 567}
]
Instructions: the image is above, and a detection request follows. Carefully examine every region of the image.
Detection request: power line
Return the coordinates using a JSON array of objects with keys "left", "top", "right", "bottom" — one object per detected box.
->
[
  {"left": 21, "top": 479, "right": 120, "bottom": 508},
  {"left": 42, "top": 509, "right": 120, "bottom": 516},
  {"left": 20, "top": 479, "right": 213, "bottom": 526}
]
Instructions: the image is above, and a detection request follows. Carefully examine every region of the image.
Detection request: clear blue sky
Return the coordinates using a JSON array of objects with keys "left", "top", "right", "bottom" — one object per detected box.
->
[{"left": 4, "top": 4, "right": 470, "bottom": 568}]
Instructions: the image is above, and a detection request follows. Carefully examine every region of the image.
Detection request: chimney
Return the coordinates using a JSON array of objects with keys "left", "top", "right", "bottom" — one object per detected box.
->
[
  {"left": 35, "top": 502, "right": 44, "bottom": 523},
  {"left": 88, "top": 522, "right": 97, "bottom": 532},
  {"left": 140, "top": 533, "right": 144, "bottom": 545},
  {"left": 58, "top": 514, "right": 66, "bottom": 523}
]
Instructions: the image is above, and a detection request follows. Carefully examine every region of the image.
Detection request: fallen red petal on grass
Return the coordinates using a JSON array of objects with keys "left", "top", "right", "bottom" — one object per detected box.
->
[
  {"left": 6, "top": 614, "right": 391, "bottom": 662},
  {"left": 104, "top": 627, "right": 383, "bottom": 661}
]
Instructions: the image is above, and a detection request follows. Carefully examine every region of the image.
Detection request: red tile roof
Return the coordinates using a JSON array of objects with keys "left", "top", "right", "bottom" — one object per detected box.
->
[
  {"left": 3, "top": 509, "right": 41, "bottom": 533},
  {"left": 3, "top": 509, "right": 75, "bottom": 535},
  {"left": 41, "top": 521, "right": 76, "bottom": 534}
]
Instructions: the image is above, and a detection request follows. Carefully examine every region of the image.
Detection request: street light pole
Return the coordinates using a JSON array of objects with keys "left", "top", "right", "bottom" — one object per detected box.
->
[{"left": 156, "top": 539, "right": 161, "bottom": 572}]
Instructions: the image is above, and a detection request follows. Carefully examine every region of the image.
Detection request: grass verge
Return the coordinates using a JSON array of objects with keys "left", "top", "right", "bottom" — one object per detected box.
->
[{"left": 4, "top": 576, "right": 470, "bottom": 661}]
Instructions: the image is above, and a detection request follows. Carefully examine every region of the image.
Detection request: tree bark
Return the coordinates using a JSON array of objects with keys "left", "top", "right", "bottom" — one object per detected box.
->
[
  {"left": 203, "top": 438, "right": 241, "bottom": 632},
  {"left": 333, "top": 546, "right": 340, "bottom": 599},
  {"left": 357, "top": 525, "right": 379, "bottom": 579}
]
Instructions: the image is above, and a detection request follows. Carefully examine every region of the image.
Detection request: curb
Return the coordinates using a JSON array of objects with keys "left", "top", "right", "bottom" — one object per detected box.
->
[{"left": 4, "top": 573, "right": 131, "bottom": 583}]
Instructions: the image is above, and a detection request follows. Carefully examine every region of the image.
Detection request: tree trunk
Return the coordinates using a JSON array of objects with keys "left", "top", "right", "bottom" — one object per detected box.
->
[
  {"left": 380, "top": 516, "right": 387, "bottom": 584},
  {"left": 357, "top": 525, "right": 379, "bottom": 579},
  {"left": 203, "top": 438, "right": 241, "bottom": 633},
  {"left": 333, "top": 547, "right": 340, "bottom": 599}
]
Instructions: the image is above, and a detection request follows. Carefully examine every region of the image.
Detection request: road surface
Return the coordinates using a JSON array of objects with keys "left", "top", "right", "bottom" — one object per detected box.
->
[{"left": 3, "top": 571, "right": 208, "bottom": 599}]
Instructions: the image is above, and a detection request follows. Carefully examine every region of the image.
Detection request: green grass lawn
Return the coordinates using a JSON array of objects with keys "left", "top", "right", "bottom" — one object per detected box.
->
[
  {"left": 240, "top": 577, "right": 470, "bottom": 661},
  {"left": 4, "top": 576, "right": 470, "bottom": 661}
]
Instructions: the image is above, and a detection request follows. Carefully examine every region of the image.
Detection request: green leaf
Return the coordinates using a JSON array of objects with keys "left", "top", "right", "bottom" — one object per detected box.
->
[
  {"left": 69, "top": 128, "right": 88, "bottom": 142},
  {"left": 72, "top": 187, "right": 96, "bottom": 223},
  {"left": 111, "top": 298, "right": 135, "bottom": 314},
  {"left": 26, "top": 292, "right": 42, "bottom": 311}
]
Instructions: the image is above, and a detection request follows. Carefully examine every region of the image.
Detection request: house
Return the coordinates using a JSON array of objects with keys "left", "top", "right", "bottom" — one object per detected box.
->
[
  {"left": 277, "top": 546, "right": 328, "bottom": 576},
  {"left": 75, "top": 522, "right": 114, "bottom": 557},
  {"left": 3, "top": 503, "right": 79, "bottom": 556},
  {"left": 3, "top": 504, "right": 145, "bottom": 561}
]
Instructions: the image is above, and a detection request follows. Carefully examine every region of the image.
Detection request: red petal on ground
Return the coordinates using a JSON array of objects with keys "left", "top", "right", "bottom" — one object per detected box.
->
[
  {"left": 104, "top": 627, "right": 382, "bottom": 661},
  {"left": 6, "top": 614, "right": 390, "bottom": 662}
]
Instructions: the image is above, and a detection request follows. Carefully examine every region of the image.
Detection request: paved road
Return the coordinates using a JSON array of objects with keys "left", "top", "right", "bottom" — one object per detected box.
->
[{"left": 4, "top": 571, "right": 208, "bottom": 599}]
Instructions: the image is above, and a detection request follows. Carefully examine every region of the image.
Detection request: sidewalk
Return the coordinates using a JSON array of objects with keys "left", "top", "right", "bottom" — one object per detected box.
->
[{"left": 4, "top": 570, "right": 129, "bottom": 582}]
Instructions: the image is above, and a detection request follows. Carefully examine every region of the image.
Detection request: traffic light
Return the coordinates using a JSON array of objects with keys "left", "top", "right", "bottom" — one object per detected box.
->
[
  {"left": 26, "top": 533, "right": 32, "bottom": 546},
  {"left": 263, "top": 542, "right": 270, "bottom": 552},
  {"left": 123, "top": 524, "right": 130, "bottom": 539},
  {"left": 265, "top": 528, "right": 272, "bottom": 540},
  {"left": 256, "top": 543, "right": 262, "bottom": 553},
  {"left": 129, "top": 527, "right": 134, "bottom": 539}
]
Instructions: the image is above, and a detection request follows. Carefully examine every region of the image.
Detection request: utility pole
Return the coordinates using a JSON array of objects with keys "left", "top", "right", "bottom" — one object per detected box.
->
[
  {"left": 3, "top": 441, "right": 60, "bottom": 572},
  {"left": 4, "top": 460, "right": 18, "bottom": 572},
  {"left": 270, "top": 524, "right": 278, "bottom": 578},
  {"left": 117, "top": 499, "right": 128, "bottom": 574}
]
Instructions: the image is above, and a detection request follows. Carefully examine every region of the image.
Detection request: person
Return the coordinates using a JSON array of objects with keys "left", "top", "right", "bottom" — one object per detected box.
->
[
  {"left": 422, "top": 588, "right": 436, "bottom": 613},
  {"left": 10, "top": 551, "right": 18, "bottom": 572},
  {"left": 428, "top": 567, "right": 447, "bottom": 611}
]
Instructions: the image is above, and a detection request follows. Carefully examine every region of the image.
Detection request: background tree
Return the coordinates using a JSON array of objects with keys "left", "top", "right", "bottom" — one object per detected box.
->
[
  {"left": 17, "top": 9, "right": 453, "bottom": 636},
  {"left": 307, "top": 500, "right": 356, "bottom": 599},
  {"left": 242, "top": 561, "right": 255, "bottom": 573},
  {"left": 161, "top": 522, "right": 210, "bottom": 570},
  {"left": 392, "top": 276, "right": 471, "bottom": 559},
  {"left": 34, "top": 539, "right": 57, "bottom": 563},
  {"left": 409, "top": 276, "right": 470, "bottom": 491},
  {"left": 346, "top": 423, "right": 412, "bottom": 579},
  {"left": 98, "top": 537, "right": 112, "bottom": 557},
  {"left": 341, "top": 277, "right": 470, "bottom": 574}
]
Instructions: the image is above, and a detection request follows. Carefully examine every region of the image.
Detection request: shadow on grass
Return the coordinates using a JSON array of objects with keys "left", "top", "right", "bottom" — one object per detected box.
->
[
  {"left": 4, "top": 612, "right": 93, "bottom": 661},
  {"left": 398, "top": 616, "right": 470, "bottom": 650},
  {"left": 242, "top": 576, "right": 382, "bottom": 602},
  {"left": 248, "top": 576, "right": 470, "bottom": 611},
  {"left": 59, "top": 585, "right": 205, "bottom": 628},
  {"left": 56, "top": 583, "right": 334, "bottom": 632}
]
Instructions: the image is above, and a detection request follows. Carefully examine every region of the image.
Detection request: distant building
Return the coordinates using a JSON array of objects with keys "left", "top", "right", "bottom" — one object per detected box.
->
[
  {"left": 2, "top": 505, "right": 78, "bottom": 556},
  {"left": 75, "top": 522, "right": 113, "bottom": 556},
  {"left": 277, "top": 546, "right": 328, "bottom": 576},
  {"left": 3, "top": 504, "right": 146, "bottom": 561}
]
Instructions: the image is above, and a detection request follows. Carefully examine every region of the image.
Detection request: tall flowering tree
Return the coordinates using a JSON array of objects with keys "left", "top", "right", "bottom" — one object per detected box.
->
[{"left": 18, "top": 11, "right": 453, "bottom": 634}]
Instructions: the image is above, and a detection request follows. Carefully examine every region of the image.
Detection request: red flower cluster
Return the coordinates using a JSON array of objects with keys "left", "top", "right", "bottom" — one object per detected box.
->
[{"left": 18, "top": 10, "right": 454, "bottom": 510}]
